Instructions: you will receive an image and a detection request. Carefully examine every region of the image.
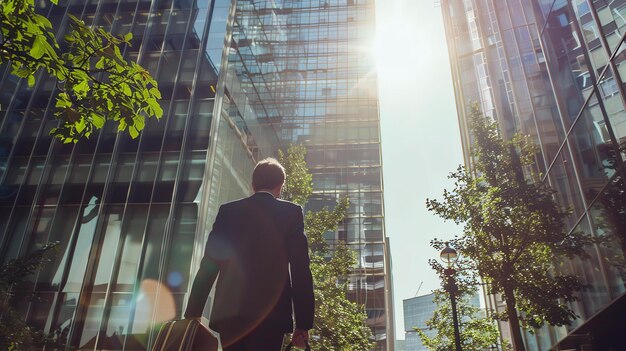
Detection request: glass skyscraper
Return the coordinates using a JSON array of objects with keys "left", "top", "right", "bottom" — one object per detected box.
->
[
  {"left": 0, "top": 0, "right": 392, "bottom": 350},
  {"left": 402, "top": 293, "right": 481, "bottom": 351},
  {"left": 403, "top": 293, "right": 437, "bottom": 351},
  {"left": 441, "top": 0, "right": 626, "bottom": 349}
]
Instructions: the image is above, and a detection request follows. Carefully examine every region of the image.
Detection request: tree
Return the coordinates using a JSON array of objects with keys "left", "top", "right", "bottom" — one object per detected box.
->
[
  {"left": 417, "top": 241, "right": 505, "bottom": 351},
  {"left": 1, "top": 0, "right": 162, "bottom": 143},
  {"left": 426, "top": 106, "right": 594, "bottom": 351},
  {"left": 279, "top": 145, "right": 374, "bottom": 351},
  {"left": 0, "top": 242, "right": 66, "bottom": 350}
]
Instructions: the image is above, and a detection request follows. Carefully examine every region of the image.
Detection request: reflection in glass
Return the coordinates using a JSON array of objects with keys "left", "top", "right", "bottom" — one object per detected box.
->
[
  {"left": 591, "top": 170, "right": 626, "bottom": 294},
  {"left": 564, "top": 216, "right": 612, "bottom": 321},
  {"left": 567, "top": 92, "right": 617, "bottom": 204},
  {"left": 78, "top": 293, "right": 106, "bottom": 349},
  {"left": 165, "top": 204, "right": 196, "bottom": 296},
  {"left": 114, "top": 206, "right": 149, "bottom": 291},
  {"left": 64, "top": 197, "right": 101, "bottom": 293},
  {"left": 130, "top": 279, "right": 176, "bottom": 338},
  {"left": 92, "top": 207, "right": 123, "bottom": 292},
  {"left": 39, "top": 206, "right": 79, "bottom": 289}
]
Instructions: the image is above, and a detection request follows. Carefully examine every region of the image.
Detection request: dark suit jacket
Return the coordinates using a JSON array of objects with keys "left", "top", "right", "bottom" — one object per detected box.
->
[{"left": 184, "top": 192, "right": 314, "bottom": 344}]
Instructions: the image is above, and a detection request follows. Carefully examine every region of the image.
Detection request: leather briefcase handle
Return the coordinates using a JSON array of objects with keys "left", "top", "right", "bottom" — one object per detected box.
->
[{"left": 284, "top": 341, "right": 311, "bottom": 351}]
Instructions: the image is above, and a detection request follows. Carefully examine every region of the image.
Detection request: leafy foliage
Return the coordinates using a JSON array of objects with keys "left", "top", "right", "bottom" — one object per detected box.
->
[
  {"left": 279, "top": 145, "right": 374, "bottom": 351},
  {"left": 426, "top": 106, "right": 594, "bottom": 350},
  {"left": 0, "top": 0, "right": 162, "bottom": 143},
  {"left": 278, "top": 145, "right": 313, "bottom": 207},
  {"left": 417, "top": 240, "right": 505, "bottom": 351},
  {"left": 0, "top": 242, "right": 67, "bottom": 350}
]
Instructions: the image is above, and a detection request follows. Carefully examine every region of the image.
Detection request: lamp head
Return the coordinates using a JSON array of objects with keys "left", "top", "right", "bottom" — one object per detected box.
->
[{"left": 440, "top": 242, "right": 458, "bottom": 266}]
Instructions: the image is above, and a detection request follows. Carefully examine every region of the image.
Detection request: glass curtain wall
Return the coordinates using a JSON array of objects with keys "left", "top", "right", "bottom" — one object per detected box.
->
[
  {"left": 403, "top": 294, "right": 437, "bottom": 351},
  {"left": 0, "top": 0, "right": 281, "bottom": 350},
  {"left": 531, "top": 0, "right": 626, "bottom": 348},
  {"left": 442, "top": 0, "right": 626, "bottom": 349}
]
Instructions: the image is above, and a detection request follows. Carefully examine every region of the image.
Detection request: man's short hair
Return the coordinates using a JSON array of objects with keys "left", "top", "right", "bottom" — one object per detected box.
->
[{"left": 252, "top": 158, "right": 286, "bottom": 191}]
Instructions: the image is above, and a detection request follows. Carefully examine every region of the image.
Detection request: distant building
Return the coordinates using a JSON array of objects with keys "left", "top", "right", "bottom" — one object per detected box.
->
[
  {"left": 395, "top": 339, "right": 406, "bottom": 351},
  {"left": 403, "top": 293, "right": 437, "bottom": 351},
  {"left": 403, "top": 293, "right": 481, "bottom": 351}
]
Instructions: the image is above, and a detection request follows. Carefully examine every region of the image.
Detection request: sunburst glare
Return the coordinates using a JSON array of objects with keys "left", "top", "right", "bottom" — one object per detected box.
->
[{"left": 371, "top": 19, "right": 423, "bottom": 82}]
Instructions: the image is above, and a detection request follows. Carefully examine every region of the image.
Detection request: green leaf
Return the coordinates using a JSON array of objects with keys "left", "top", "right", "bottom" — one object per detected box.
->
[
  {"left": 12, "top": 65, "right": 31, "bottom": 78},
  {"left": 113, "top": 45, "right": 123, "bottom": 61},
  {"left": 106, "top": 99, "right": 113, "bottom": 111},
  {"left": 95, "top": 56, "right": 106, "bottom": 69},
  {"left": 92, "top": 113, "right": 105, "bottom": 129},
  {"left": 56, "top": 68, "right": 67, "bottom": 81},
  {"left": 75, "top": 117, "right": 86, "bottom": 133},
  {"left": 115, "top": 62, "right": 125, "bottom": 73},
  {"left": 133, "top": 114, "right": 145, "bottom": 130},
  {"left": 122, "top": 84, "right": 132, "bottom": 96},
  {"left": 67, "top": 14, "right": 82, "bottom": 26},
  {"left": 128, "top": 126, "right": 139, "bottom": 139},
  {"left": 55, "top": 94, "right": 72, "bottom": 108},
  {"left": 123, "top": 32, "right": 133, "bottom": 42},
  {"left": 118, "top": 118, "right": 127, "bottom": 131},
  {"left": 149, "top": 87, "right": 162, "bottom": 99},
  {"left": 27, "top": 75, "right": 35, "bottom": 87},
  {"left": 2, "top": 1, "right": 16, "bottom": 15},
  {"left": 73, "top": 80, "right": 90, "bottom": 95},
  {"left": 34, "top": 14, "right": 53, "bottom": 29},
  {"left": 29, "top": 36, "right": 46, "bottom": 59},
  {"left": 147, "top": 99, "right": 163, "bottom": 118}
]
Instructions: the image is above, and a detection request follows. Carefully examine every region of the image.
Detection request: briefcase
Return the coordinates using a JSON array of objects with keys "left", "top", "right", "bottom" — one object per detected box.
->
[{"left": 152, "top": 319, "right": 218, "bottom": 351}]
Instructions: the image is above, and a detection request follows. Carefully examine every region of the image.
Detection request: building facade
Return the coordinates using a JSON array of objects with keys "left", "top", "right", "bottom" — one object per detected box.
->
[
  {"left": 403, "top": 293, "right": 437, "bottom": 351},
  {"left": 0, "top": 0, "right": 393, "bottom": 350},
  {"left": 441, "top": 0, "right": 626, "bottom": 350},
  {"left": 402, "top": 293, "right": 481, "bottom": 351}
]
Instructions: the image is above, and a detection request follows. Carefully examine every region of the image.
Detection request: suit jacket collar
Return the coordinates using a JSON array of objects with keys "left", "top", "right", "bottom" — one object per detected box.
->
[{"left": 253, "top": 191, "right": 276, "bottom": 199}]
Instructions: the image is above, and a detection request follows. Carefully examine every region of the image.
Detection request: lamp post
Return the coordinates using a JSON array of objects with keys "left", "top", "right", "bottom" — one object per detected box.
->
[{"left": 440, "top": 242, "right": 462, "bottom": 351}]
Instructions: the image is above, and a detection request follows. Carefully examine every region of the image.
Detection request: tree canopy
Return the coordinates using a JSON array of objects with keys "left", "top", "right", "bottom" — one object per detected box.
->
[
  {"left": 279, "top": 144, "right": 374, "bottom": 351},
  {"left": 0, "top": 0, "right": 162, "bottom": 143},
  {"left": 426, "top": 106, "right": 594, "bottom": 350}
]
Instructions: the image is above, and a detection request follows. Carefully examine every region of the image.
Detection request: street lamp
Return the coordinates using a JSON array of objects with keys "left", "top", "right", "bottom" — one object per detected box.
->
[{"left": 440, "top": 242, "right": 462, "bottom": 351}]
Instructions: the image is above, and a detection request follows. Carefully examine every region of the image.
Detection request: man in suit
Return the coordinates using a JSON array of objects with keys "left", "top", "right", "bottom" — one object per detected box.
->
[{"left": 185, "top": 158, "right": 314, "bottom": 350}]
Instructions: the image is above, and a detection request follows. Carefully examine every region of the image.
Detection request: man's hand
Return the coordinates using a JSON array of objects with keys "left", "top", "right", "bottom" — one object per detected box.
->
[{"left": 291, "top": 329, "right": 309, "bottom": 349}]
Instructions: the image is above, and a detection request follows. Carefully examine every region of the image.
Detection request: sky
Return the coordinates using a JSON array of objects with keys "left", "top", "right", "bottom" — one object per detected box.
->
[{"left": 373, "top": 0, "right": 465, "bottom": 340}]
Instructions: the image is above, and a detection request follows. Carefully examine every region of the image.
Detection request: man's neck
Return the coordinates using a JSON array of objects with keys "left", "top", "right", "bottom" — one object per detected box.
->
[{"left": 255, "top": 190, "right": 277, "bottom": 198}]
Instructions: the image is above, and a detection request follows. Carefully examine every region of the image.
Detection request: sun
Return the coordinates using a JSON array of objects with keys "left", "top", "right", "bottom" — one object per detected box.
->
[{"left": 371, "top": 20, "right": 423, "bottom": 82}]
